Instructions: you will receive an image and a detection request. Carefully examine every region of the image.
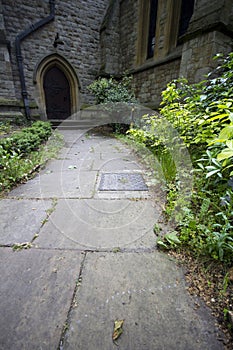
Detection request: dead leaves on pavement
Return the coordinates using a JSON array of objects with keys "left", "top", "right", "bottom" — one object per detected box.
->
[{"left": 112, "top": 319, "right": 124, "bottom": 343}]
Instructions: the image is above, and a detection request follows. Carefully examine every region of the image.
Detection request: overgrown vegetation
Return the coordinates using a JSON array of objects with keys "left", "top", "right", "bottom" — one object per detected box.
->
[
  {"left": 0, "top": 121, "right": 63, "bottom": 193},
  {"left": 88, "top": 75, "right": 136, "bottom": 133},
  {"left": 127, "top": 52, "right": 233, "bottom": 264}
]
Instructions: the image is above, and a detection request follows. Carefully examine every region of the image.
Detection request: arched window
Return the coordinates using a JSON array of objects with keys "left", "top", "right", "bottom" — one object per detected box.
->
[
  {"left": 178, "top": 0, "right": 195, "bottom": 38},
  {"left": 147, "top": 0, "right": 158, "bottom": 59},
  {"left": 136, "top": 0, "right": 196, "bottom": 66}
]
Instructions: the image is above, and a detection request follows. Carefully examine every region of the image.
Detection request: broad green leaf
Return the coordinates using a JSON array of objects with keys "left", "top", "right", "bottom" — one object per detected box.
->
[
  {"left": 217, "top": 149, "right": 233, "bottom": 161},
  {"left": 197, "top": 162, "right": 204, "bottom": 170},
  {"left": 165, "top": 232, "right": 181, "bottom": 245},
  {"left": 222, "top": 160, "right": 232, "bottom": 167},
  {"left": 219, "top": 125, "right": 233, "bottom": 140},
  {"left": 209, "top": 138, "right": 228, "bottom": 145},
  {"left": 211, "top": 158, "right": 221, "bottom": 167},
  {"left": 217, "top": 104, "right": 230, "bottom": 109},
  {"left": 206, "top": 169, "right": 220, "bottom": 178},
  {"left": 229, "top": 113, "right": 233, "bottom": 123},
  {"left": 208, "top": 114, "right": 229, "bottom": 122},
  {"left": 157, "top": 240, "right": 168, "bottom": 249},
  {"left": 205, "top": 165, "right": 218, "bottom": 171},
  {"left": 226, "top": 140, "right": 233, "bottom": 149}
]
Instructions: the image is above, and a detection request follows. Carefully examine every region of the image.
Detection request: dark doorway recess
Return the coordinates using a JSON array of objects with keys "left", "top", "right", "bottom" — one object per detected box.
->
[{"left": 44, "top": 66, "right": 71, "bottom": 119}]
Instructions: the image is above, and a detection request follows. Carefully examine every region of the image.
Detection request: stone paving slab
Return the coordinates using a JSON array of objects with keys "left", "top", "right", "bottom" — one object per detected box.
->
[
  {"left": 94, "top": 190, "right": 153, "bottom": 200},
  {"left": 34, "top": 198, "right": 160, "bottom": 250},
  {"left": 41, "top": 155, "right": 141, "bottom": 174},
  {"left": 40, "top": 157, "right": 93, "bottom": 173},
  {"left": 0, "top": 248, "right": 83, "bottom": 350},
  {"left": 61, "top": 136, "right": 133, "bottom": 156},
  {"left": 90, "top": 157, "right": 140, "bottom": 172},
  {"left": 8, "top": 170, "right": 97, "bottom": 199},
  {"left": 62, "top": 137, "right": 121, "bottom": 153},
  {"left": 0, "top": 199, "right": 52, "bottom": 245},
  {"left": 62, "top": 252, "right": 223, "bottom": 350}
]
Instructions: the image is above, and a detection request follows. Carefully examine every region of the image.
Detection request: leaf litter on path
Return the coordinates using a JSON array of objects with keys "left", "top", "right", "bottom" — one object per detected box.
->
[{"left": 112, "top": 319, "right": 124, "bottom": 343}]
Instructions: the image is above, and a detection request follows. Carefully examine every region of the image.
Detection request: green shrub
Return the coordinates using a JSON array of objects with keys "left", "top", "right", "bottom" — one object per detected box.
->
[
  {"left": 0, "top": 146, "right": 32, "bottom": 191},
  {"left": 0, "top": 129, "right": 63, "bottom": 193},
  {"left": 88, "top": 75, "right": 136, "bottom": 104},
  {"left": 0, "top": 121, "right": 52, "bottom": 156},
  {"left": 88, "top": 75, "right": 137, "bottom": 133},
  {"left": 160, "top": 53, "right": 233, "bottom": 153},
  {"left": 127, "top": 52, "right": 233, "bottom": 263}
]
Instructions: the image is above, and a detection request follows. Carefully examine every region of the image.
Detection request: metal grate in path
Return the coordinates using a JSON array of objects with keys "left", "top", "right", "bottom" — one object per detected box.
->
[{"left": 98, "top": 173, "right": 148, "bottom": 191}]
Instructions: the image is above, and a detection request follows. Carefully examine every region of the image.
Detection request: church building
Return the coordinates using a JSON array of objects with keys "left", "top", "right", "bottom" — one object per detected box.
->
[{"left": 0, "top": 0, "right": 232, "bottom": 121}]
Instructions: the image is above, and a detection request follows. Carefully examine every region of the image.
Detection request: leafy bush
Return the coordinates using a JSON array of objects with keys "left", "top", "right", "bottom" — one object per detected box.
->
[
  {"left": 0, "top": 130, "right": 63, "bottom": 193},
  {"left": 127, "top": 52, "right": 233, "bottom": 264},
  {"left": 0, "top": 121, "right": 52, "bottom": 156},
  {"left": 0, "top": 146, "right": 33, "bottom": 190},
  {"left": 88, "top": 75, "right": 137, "bottom": 133},
  {"left": 88, "top": 75, "right": 136, "bottom": 104},
  {"left": 0, "top": 121, "right": 11, "bottom": 135}
]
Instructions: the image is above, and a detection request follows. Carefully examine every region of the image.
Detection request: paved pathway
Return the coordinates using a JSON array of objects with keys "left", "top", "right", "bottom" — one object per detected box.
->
[{"left": 0, "top": 130, "right": 225, "bottom": 349}]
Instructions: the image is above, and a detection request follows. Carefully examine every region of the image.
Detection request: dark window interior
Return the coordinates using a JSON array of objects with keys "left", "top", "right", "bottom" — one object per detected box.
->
[
  {"left": 178, "top": 0, "right": 195, "bottom": 37},
  {"left": 147, "top": 0, "right": 158, "bottom": 59}
]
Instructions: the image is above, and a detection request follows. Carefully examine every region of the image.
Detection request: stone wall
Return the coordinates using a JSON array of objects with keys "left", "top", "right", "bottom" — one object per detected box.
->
[
  {"left": 0, "top": 0, "right": 16, "bottom": 100},
  {"left": 132, "top": 57, "right": 181, "bottom": 108},
  {"left": 1, "top": 0, "right": 109, "bottom": 110},
  {"left": 100, "top": 0, "right": 120, "bottom": 76},
  {"left": 119, "top": 0, "right": 138, "bottom": 72},
  {"left": 180, "top": 31, "right": 233, "bottom": 83}
]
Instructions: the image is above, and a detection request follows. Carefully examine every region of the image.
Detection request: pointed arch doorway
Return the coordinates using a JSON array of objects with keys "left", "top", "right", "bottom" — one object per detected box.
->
[
  {"left": 34, "top": 54, "right": 80, "bottom": 120},
  {"left": 44, "top": 66, "right": 71, "bottom": 119}
]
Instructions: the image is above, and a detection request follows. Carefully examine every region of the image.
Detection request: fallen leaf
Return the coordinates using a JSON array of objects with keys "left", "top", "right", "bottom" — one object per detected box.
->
[{"left": 112, "top": 319, "right": 124, "bottom": 341}]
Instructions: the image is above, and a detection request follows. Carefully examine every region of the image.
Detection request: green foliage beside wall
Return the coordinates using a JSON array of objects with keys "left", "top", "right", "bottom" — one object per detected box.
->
[
  {"left": 0, "top": 121, "right": 53, "bottom": 192},
  {"left": 127, "top": 52, "right": 233, "bottom": 264}
]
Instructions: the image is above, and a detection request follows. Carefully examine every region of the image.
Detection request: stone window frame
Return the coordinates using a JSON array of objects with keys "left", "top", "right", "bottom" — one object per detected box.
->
[
  {"left": 136, "top": 0, "right": 194, "bottom": 66},
  {"left": 33, "top": 53, "right": 81, "bottom": 119}
]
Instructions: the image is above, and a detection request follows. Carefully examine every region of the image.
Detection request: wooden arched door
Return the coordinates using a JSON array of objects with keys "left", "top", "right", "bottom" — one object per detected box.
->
[{"left": 43, "top": 66, "right": 71, "bottom": 119}]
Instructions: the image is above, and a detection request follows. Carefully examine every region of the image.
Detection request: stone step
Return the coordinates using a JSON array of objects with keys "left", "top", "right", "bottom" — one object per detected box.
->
[{"left": 50, "top": 119, "right": 109, "bottom": 130}]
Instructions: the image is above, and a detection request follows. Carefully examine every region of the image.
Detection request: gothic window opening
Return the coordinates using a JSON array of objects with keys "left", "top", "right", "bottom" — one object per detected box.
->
[
  {"left": 147, "top": 0, "right": 158, "bottom": 59},
  {"left": 178, "top": 0, "right": 195, "bottom": 38}
]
